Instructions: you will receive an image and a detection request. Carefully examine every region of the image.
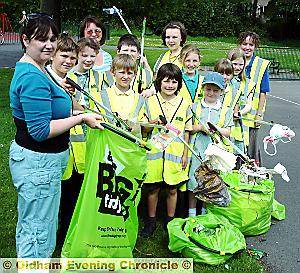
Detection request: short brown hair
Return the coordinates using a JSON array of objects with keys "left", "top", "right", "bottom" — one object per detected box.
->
[
  {"left": 180, "top": 44, "right": 202, "bottom": 63},
  {"left": 155, "top": 63, "right": 182, "bottom": 94},
  {"left": 77, "top": 37, "right": 99, "bottom": 54},
  {"left": 55, "top": 32, "right": 79, "bottom": 54},
  {"left": 214, "top": 58, "right": 233, "bottom": 75},
  {"left": 79, "top": 15, "right": 106, "bottom": 46},
  {"left": 238, "top": 31, "right": 260, "bottom": 48},
  {"left": 111, "top": 54, "right": 137, "bottom": 74},
  {"left": 162, "top": 21, "right": 187, "bottom": 47}
]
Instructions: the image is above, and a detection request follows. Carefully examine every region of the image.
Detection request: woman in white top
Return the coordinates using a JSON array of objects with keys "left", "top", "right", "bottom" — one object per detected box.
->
[{"left": 79, "top": 15, "right": 112, "bottom": 72}]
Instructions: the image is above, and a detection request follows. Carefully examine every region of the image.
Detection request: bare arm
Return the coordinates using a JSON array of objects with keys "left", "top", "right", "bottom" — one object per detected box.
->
[{"left": 48, "top": 113, "right": 103, "bottom": 139}]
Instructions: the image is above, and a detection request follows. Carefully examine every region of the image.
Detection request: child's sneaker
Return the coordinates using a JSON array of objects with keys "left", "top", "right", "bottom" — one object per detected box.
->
[
  {"left": 140, "top": 217, "right": 157, "bottom": 238},
  {"left": 163, "top": 216, "right": 174, "bottom": 230}
]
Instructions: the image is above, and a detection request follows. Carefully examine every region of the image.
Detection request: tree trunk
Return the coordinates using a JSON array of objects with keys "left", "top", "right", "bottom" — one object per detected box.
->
[
  {"left": 40, "top": 0, "right": 62, "bottom": 31},
  {"left": 252, "top": 0, "right": 258, "bottom": 19}
]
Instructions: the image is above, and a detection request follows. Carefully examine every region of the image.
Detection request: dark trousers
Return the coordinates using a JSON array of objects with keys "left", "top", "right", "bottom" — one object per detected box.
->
[{"left": 57, "top": 171, "right": 84, "bottom": 246}]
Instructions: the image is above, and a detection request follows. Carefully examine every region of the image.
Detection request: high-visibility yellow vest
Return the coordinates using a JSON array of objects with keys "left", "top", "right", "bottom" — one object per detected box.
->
[
  {"left": 131, "top": 68, "right": 153, "bottom": 93},
  {"left": 244, "top": 56, "right": 270, "bottom": 128},
  {"left": 62, "top": 69, "right": 103, "bottom": 180},
  {"left": 144, "top": 94, "right": 192, "bottom": 186},
  {"left": 102, "top": 68, "right": 153, "bottom": 93},
  {"left": 153, "top": 50, "right": 183, "bottom": 75},
  {"left": 191, "top": 99, "right": 232, "bottom": 151},
  {"left": 179, "top": 73, "right": 204, "bottom": 105},
  {"left": 93, "top": 84, "right": 145, "bottom": 124},
  {"left": 230, "top": 79, "right": 256, "bottom": 146}
]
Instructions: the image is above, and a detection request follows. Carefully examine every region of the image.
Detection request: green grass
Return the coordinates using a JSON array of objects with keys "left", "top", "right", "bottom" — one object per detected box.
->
[
  {"left": 0, "top": 68, "right": 266, "bottom": 272},
  {"left": 0, "top": 68, "right": 18, "bottom": 257}
]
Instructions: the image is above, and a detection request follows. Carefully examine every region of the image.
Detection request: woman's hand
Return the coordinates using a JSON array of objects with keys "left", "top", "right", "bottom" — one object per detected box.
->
[{"left": 82, "top": 113, "right": 104, "bottom": 130}]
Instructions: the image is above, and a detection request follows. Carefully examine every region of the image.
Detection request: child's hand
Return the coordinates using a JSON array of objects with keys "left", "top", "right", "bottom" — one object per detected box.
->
[
  {"left": 254, "top": 114, "right": 263, "bottom": 128},
  {"left": 141, "top": 87, "right": 156, "bottom": 98},
  {"left": 181, "top": 152, "right": 188, "bottom": 169},
  {"left": 61, "top": 78, "right": 75, "bottom": 95}
]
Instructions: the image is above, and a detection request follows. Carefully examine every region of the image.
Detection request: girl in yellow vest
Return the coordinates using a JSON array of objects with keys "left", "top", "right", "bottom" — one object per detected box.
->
[
  {"left": 227, "top": 48, "right": 255, "bottom": 161},
  {"left": 140, "top": 63, "right": 192, "bottom": 237},
  {"left": 153, "top": 21, "right": 187, "bottom": 76},
  {"left": 238, "top": 31, "right": 270, "bottom": 165},
  {"left": 179, "top": 44, "right": 205, "bottom": 104},
  {"left": 188, "top": 72, "right": 233, "bottom": 217}
]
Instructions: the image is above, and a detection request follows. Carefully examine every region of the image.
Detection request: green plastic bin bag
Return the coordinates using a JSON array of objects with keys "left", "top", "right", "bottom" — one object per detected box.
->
[
  {"left": 206, "top": 172, "right": 275, "bottom": 236},
  {"left": 61, "top": 127, "right": 147, "bottom": 258},
  {"left": 272, "top": 199, "right": 286, "bottom": 220},
  {"left": 168, "top": 214, "right": 246, "bottom": 265}
]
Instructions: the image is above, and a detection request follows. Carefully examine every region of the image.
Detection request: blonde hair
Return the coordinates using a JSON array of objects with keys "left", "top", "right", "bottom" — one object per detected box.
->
[
  {"left": 227, "top": 48, "right": 246, "bottom": 81},
  {"left": 214, "top": 58, "right": 233, "bottom": 75},
  {"left": 180, "top": 44, "right": 202, "bottom": 64},
  {"left": 111, "top": 54, "right": 137, "bottom": 73}
]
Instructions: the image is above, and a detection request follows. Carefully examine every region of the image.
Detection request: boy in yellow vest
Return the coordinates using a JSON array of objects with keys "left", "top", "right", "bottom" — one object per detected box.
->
[
  {"left": 95, "top": 54, "right": 145, "bottom": 128},
  {"left": 188, "top": 72, "right": 233, "bottom": 216},
  {"left": 238, "top": 31, "right": 270, "bottom": 165}
]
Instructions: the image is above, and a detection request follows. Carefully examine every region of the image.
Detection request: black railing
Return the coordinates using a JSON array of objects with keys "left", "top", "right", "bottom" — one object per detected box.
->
[{"left": 256, "top": 47, "right": 300, "bottom": 80}]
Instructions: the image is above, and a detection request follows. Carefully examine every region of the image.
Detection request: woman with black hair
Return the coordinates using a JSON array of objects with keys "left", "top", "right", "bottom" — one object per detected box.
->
[{"left": 9, "top": 13, "right": 103, "bottom": 258}]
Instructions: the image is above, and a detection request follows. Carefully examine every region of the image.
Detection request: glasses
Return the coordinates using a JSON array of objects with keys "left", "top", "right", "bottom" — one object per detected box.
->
[{"left": 86, "top": 29, "right": 102, "bottom": 36}]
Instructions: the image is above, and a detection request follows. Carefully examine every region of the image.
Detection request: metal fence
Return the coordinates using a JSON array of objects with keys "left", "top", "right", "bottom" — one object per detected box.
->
[
  {"left": 256, "top": 47, "right": 300, "bottom": 80},
  {"left": 0, "top": 31, "right": 19, "bottom": 45}
]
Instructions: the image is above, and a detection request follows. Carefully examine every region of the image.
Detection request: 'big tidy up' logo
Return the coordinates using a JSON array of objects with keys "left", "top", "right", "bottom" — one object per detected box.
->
[{"left": 96, "top": 146, "right": 144, "bottom": 220}]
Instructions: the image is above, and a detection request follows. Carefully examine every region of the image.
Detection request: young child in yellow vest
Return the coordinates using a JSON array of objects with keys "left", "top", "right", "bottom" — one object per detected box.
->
[
  {"left": 103, "top": 34, "right": 153, "bottom": 95},
  {"left": 179, "top": 44, "right": 205, "bottom": 105},
  {"left": 46, "top": 32, "right": 78, "bottom": 84},
  {"left": 94, "top": 54, "right": 145, "bottom": 130},
  {"left": 153, "top": 21, "right": 187, "bottom": 76},
  {"left": 238, "top": 31, "right": 270, "bottom": 165},
  {"left": 140, "top": 63, "right": 192, "bottom": 237},
  {"left": 227, "top": 48, "right": 255, "bottom": 163},
  {"left": 188, "top": 72, "right": 233, "bottom": 217},
  {"left": 57, "top": 38, "right": 103, "bottom": 243}
]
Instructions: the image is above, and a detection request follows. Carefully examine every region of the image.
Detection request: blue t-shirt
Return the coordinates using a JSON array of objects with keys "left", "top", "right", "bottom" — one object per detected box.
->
[
  {"left": 92, "top": 49, "right": 112, "bottom": 72},
  {"left": 245, "top": 55, "right": 270, "bottom": 93},
  {"left": 182, "top": 70, "right": 199, "bottom": 102},
  {"left": 10, "top": 62, "right": 71, "bottom": 142}
]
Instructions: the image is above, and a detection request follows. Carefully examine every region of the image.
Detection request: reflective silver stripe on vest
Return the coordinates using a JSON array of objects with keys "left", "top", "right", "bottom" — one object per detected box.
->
[
  {"left": 106, "top": 71, "right": 114, "bottom": 87},
  {"left": 147, "top": 152, "right": 163, "bottom": 160},
  {"left": 144, "top": 100, "right": 151, "bottom": 120},
  {"left": 101, "top": 86, "right": 114, "bottom": 123},
  {"left": 133, "top": 95, "right": 145, "bottom": 119},
  {"left": 147, "top": 152, "right": 187, "bottom": 164},
  {"left": 145, "top": 69, "right": 152, "bottom": 88},
  {"left": 70, "top": 134, "right": 85, "bottom": 142},
  {"left": 252, "top": 57, "right": 264, "bottom": 86},
  {"left": 92, "top": 70, "right": 99, "bottom": 90}
]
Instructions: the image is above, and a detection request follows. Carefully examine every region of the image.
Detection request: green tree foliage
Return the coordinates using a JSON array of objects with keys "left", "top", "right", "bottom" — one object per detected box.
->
[
  {"left": 0, "top": 0, "right": 268, "bottom": 38},
  {"left": 265, "top": 0, "right": 300, "bottom": 40}
]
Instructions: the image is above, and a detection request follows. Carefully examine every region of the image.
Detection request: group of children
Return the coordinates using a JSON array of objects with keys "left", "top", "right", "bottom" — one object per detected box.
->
[{"left": 46, "top": 19, "right": 270, "bottom": 241}]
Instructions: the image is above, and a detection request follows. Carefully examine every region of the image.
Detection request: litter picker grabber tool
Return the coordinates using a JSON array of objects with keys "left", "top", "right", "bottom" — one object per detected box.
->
[
  {"left": 138, "top": 17, "right": 146, "bottom": 94},
  {"left": 206, "top": 122, "right": 290, "bottom": 182},
  {"left": 238, "top": 117, "right": 295, "bottom": 156},
  {"left": 103, "top": 6, "right": 132, "bottom": 34},
  {"left": 65, "top": 77, "right": 131, "bottom": 131},
  {"left": 144, "top": 115, "right": 231, "bottom": 206},
  {"left": 207, "top": 121, "right": 251, "bottom": 163}
]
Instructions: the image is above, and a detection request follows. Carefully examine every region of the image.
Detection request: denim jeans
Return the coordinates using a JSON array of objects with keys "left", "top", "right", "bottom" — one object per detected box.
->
[{"left": 9, "top": 141, "right": 69, "bottom": 258}]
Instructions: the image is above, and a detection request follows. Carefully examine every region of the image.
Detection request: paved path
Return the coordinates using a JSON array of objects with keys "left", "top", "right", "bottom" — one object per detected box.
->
[
  {"left": 247, "top": 81, "right": 300, "bottom": 273},
  {"left": 1, "top": 43, "right": 300, "bottom": 273}
]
